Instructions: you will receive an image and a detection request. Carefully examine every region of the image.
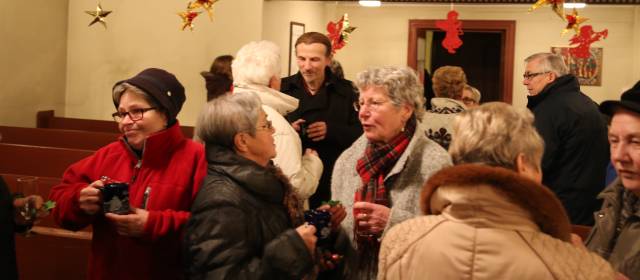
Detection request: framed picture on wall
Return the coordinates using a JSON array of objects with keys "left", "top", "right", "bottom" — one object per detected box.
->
[
  {"left": 289, "top": 22, "right": 305, "bottom": 76},
  {"left": 550, "top": 46, "right": 603, "bottom": 86}
]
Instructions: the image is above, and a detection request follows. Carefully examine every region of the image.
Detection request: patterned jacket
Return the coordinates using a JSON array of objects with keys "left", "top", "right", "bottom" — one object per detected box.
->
[{"left": 421, "top": 97, "right": 465, "bottom": 150}]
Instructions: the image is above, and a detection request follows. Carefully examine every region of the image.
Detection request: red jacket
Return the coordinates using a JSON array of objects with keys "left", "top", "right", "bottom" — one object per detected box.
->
[{"left": 49, "top": 123, "right": 207, "bottom": 280}]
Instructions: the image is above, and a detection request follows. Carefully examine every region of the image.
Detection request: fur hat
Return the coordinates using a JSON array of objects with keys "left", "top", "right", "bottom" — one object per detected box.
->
[
  {"left": 600, "top": 80, "right": 640, "bottom": 116},
  {"left": 113, "top": 68, "right": 186, "bottom": 123}
]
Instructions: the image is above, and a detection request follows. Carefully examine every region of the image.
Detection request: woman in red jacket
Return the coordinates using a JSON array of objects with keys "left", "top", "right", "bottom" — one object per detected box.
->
[{"left": 49, "top": 68, "right": 207, "bottom": 280}]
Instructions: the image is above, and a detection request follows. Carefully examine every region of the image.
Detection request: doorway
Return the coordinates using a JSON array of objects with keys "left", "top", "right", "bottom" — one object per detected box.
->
[{"left": 408, "top": 20, "right": 515, "bottom": 104}]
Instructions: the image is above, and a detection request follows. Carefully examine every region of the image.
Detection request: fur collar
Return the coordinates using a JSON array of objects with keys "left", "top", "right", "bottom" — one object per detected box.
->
[{"left": 420, "top": 164, "right": 572, "bottom": 242}]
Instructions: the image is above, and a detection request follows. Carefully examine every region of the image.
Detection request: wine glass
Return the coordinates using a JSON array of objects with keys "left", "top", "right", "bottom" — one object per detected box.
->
[{"left": 16, "top": 176, "right": 39, "bottom": 225}]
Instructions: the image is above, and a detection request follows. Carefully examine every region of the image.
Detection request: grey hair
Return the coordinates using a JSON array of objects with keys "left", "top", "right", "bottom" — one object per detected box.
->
[
  {"left": 463, "top": 85, "right": 482, "bottom": 103},
  {"left": 112, "top": 82, "right": 160, "bottom": 109},
  {"left": 232, "top": 40, "right": 281, "bottom": 86},
  {"left": 525, "top": 52, "right": 569, "bottom": 77},
  {"left": 195, "top": 91, "right": 262, "bottom": 148},
  {"left": 355, "top": 66, "right": 426, "bottom": 121},
  {"left": 449, "top": 102, "right": 544, "bottom": 171}
]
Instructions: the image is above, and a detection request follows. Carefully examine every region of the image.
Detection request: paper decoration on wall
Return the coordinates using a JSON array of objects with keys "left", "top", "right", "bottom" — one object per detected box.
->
[
  {"left": 528, "top": 0, "right": 565, "bottom": 19},
  {"left": 327, "top": 14, "right": 357, "bottom": 54},
  {"left": 562, "top": 9, "right": 588, "bottom": 35},
  {"left": 178, "top": 0, "right": 220, "bottom": 31},
  {"left": 178, "top": 8, "right": 201, "bottom": 31},
  {"left": 188, "top": 0, "right": 219, "bottom": 21},
  {"left": 85, "top": 3, "right": 112, "bottom": 28},
  {"left": 569, "top": 25, "right": 608, "bottom": 59},
  {"left": 436, "top": 10, "right": 463, "bottom": 54}
]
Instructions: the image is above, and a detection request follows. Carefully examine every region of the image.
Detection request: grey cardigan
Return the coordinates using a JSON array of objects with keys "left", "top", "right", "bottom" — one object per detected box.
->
[{"left": 330, "top": 123, "right": 452, "bottom": 279}]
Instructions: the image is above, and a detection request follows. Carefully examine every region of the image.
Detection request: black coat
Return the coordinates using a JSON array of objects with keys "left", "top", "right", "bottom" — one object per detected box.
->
[
  {"left": 527, "top": 74, "right": 609, "bottom": 225},
  {"left": 281, "top": 68, "right": 363, "bottom": 208},
  {"left": 183, "top": 145, "right": 313, "bottom": 280},
  {"left": 0, "top": 177, "right": 18, "bottom": 280}
]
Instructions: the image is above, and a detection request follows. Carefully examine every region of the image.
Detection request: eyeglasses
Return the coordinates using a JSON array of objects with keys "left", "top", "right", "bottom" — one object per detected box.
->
[
  {"left": 523, "top": 71, "right": 550, "bottom": 80},
  {"left": 256, "top": 120, "right": 274, "bottom": 131},
  {"left": 353, "top": 99, "right": 390, "bottom": 112},
  {"left": 112, "top": 107, "right": 157, "bottom": 122},
  {"left": 462, "top": 97, "right": 478, "bottom": 106}
]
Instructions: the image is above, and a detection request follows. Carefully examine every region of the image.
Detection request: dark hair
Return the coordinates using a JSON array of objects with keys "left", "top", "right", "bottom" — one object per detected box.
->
[
  {"left": 201, "top": 55, "right": 234, "bottom": 101},
  {"left": 295, "top": 32, "right": 332, "bottom": 57}
]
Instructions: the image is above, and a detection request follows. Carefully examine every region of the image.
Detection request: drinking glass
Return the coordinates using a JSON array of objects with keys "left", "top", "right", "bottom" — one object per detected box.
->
[{"left": 16, "top": 176, "right": 39, "bottom": 223}]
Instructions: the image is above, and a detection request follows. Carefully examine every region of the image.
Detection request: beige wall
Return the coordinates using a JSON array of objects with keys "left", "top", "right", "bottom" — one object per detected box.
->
[
  {"left": 320, "top": 3, "right": 640, "bottom": 108},
  {"left": 263, "top": 1, "right": 326, "bottom": 78},
  {"left": 0, "top": 0, "right": 68, "bottom": 127},
  {"left": 64, "top": 0, "right": 263, "bottom": 126}
]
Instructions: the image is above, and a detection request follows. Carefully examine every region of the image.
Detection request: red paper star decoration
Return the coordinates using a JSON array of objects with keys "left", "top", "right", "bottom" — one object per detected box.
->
[
  {"left": 436, "top": 10, "right": 463, "bottom": 54},
  {"left": 188, "top": 0, "right": 219, "bottom": 21},
  {"left": 528, "top": 0, "right": 565, "bottom": 19},
  {"left": 178, "top": 10, "right": 201, "bottom": 31},
  {"left": 569, "top": 25, "right": 608, "bottom": 59},
  {"left": 327, "top": 14, "right": 357, "bottom": 54},
  {"left": 563, "top": 9, "right": 588, "bottom": 36}
]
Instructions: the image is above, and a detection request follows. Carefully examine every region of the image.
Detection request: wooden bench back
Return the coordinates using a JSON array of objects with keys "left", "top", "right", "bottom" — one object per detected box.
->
[
  {"left": 0, "top": 125, "right": 118, "bottom": 150},
  {"left": 0, "top": 143, "right": 93, "bottom": 178},
  {"left": 37, "top": 110, "right": 195, "bottom": 138}
]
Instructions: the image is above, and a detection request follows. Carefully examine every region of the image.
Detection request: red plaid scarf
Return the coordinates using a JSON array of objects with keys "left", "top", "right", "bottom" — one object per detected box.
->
[{"left": 352, "top": 117, "right": 415, "bottom": 278}]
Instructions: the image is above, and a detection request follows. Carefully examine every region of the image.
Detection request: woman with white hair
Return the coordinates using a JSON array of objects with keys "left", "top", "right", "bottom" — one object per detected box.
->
[
  {"left": 378, "top": 102, "right": 616, "bottom": 280},
  {"left": 232, "top": 40, "right": 323, "bottom": 209},
  {"left": 183, "top": 92, "right": 317, "bottom": 279},
  {"left": 330, "top": 66, "right": 451, "bottom": 279}
]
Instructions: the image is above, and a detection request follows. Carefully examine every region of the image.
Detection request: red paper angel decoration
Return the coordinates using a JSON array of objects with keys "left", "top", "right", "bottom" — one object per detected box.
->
[
  {"left": 327, "top": 14, "right": 357, "bottom": 54},
  {"left": 436, "top": 10, "right": 463, "bottom": 54},
  {"left": 569, "top": 25, "right": 608, "bottom": 59},
  {"left": 563, "top": 9, "right": 588, "bottom": 35}
]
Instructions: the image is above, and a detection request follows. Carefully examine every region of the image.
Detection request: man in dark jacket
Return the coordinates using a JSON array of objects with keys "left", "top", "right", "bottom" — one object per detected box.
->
[
  {"left": 587, "top": 80, "right": 640, "bottom": 280},
  {"left": 281, "top": 32, "right": 362, "bottom": 208},
  {"left": 524, "top": 52, "right": 609, "bottom": 225}
]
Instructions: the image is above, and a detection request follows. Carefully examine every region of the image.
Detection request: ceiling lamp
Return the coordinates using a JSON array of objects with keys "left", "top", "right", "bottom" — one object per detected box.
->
[
  {"left": 564, "top": 3, "right": 587, "bottom": 8},
  {"left": 359, "top": 1, "right": 382, "bottom": 7}
]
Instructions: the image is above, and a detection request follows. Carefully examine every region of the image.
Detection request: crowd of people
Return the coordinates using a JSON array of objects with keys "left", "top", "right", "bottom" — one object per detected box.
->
[{"left": 4, "top": 31, "right": 639, "bottom": 280}]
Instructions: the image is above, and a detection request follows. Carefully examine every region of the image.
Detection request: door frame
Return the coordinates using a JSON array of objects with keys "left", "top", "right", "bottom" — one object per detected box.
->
[{"left": 407, "top": 20, "right": 516, "bottom": 103}]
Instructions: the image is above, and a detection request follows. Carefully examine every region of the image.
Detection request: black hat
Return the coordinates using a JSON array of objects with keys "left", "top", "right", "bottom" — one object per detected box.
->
[
  {"left": 600, "top": 81, "right": 640, "bottom": 116},
  {"left": 113, "top": 68, "right": 186, "bottom": 123}
]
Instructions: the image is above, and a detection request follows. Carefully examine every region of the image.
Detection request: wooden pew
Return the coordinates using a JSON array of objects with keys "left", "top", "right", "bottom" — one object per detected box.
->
[
  {"left": 3, "top": 174, "right": 90, "bottom": 280},
  {"left": 0, "top": 125, "right": 118, "bottom": 150},
  {"left": 37, "top": 110, "right": 195, "bottom": 138},
  {"left": 0, "top": 143, "right": 93, "bottom": 178}
]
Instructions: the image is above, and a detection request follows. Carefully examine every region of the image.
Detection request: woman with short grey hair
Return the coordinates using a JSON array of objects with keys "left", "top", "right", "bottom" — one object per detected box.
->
[
  {"left": 329, "top": 66, "right": 451, "bottom": 279},
  {"left": 232, "top": 40, "right": 323, "bottom": 209},
  {"left": 184, "top": 91, "right": 317, "bottom": 279},
  {"left": 378, "top": 102, "right": 616, "bottom": 280}
]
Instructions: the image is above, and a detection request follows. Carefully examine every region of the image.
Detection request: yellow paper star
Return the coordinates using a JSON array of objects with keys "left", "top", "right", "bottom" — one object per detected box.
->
[
  {"left": 528, "top": 0, "right": 565, "bottom": 19},
  {"left": 188, "top": 0, "right": 219, "bottom": 21},
  {"left": 562, "top": 9, "right": 588, "bottom": 36},
  {"left": 85, "top": 3, "right": 112, "bottom": 28}
]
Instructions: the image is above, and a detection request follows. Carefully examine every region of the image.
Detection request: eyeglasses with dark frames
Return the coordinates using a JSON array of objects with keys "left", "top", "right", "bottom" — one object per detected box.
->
[
  {"left": 523, "top": 71, "right": 550, "bottom": 80},
  {"left": 256, "top": 120, "right": 274, "bottom": 131},
  {"left": 112, "top": 107, "right": 157, "bottom": 122}
]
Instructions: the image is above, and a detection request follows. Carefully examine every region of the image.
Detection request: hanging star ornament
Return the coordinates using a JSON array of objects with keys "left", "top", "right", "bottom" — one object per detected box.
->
[
  {"left": 85, "top": 3, "right": 112, "bottom": 28},
  {"left": 326, "top": 14, "right": 357, "bottom": 54},
  {"left": 178, "top": 9, "right": 201, "bottom": 31},
  {"left": 188, "top": 0, "right": 219, "bottom": 21},
  {"left": 563, "top": 9, "right": 588, "bottom": 36},
  {"left": 528, "top": 0, "right": 565, "bottom": 19}
]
